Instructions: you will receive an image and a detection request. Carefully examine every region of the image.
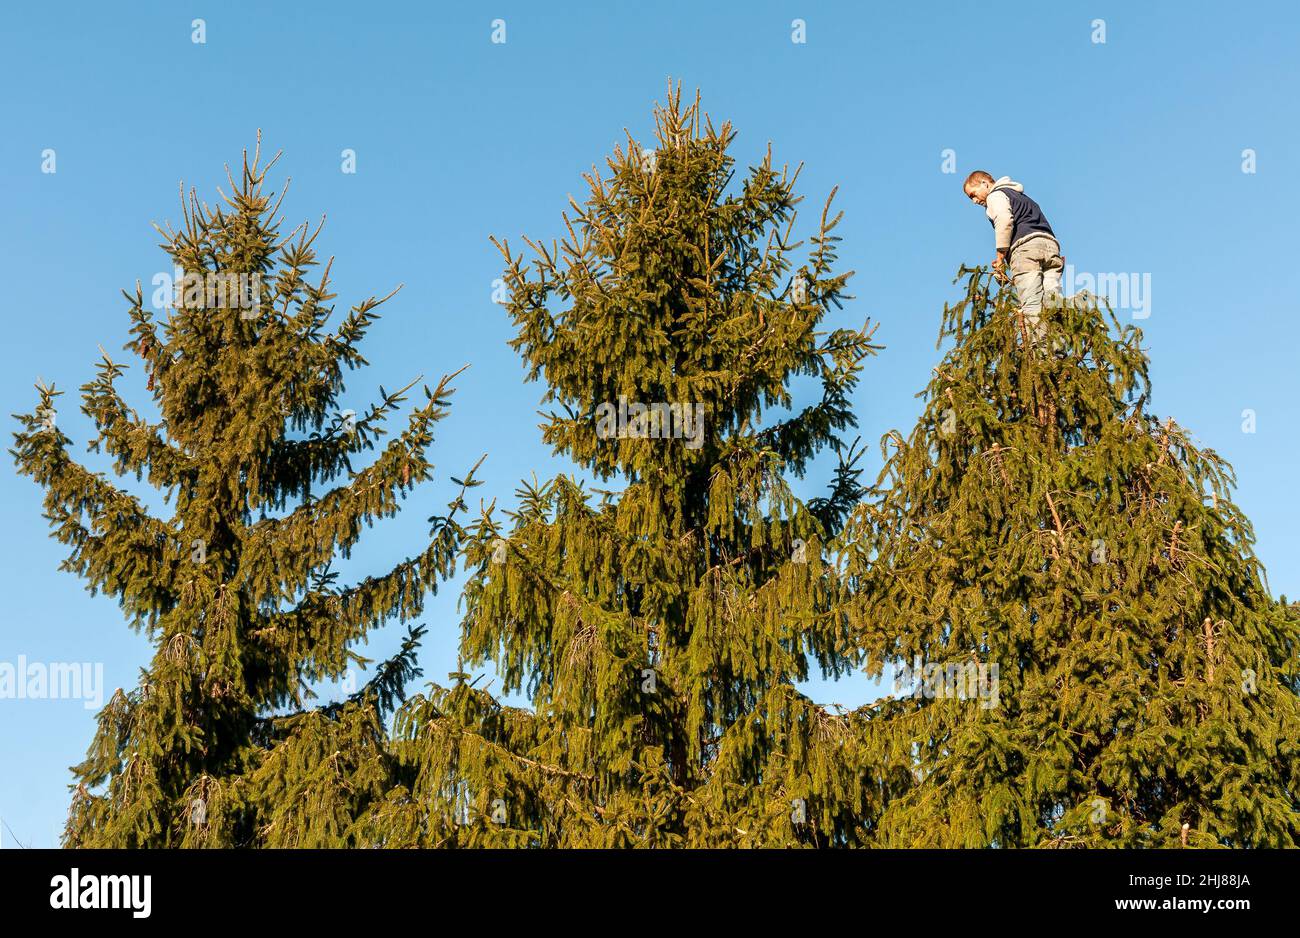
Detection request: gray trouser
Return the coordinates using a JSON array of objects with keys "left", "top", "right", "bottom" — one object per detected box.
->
[{"left": 1010, "top": 235, "right": 1064, "bottom": 341}]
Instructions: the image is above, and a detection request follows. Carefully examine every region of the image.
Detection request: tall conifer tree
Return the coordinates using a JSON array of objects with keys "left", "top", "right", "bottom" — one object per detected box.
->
[
  {"left": 842, "top": 271, "right": 1300, "bottom": 847},
  {"left": 359, "top": 86, "right": 880, "bottom": 847},
  {"left": 12, "top": 138, "right": 478, "bottom": 847}
]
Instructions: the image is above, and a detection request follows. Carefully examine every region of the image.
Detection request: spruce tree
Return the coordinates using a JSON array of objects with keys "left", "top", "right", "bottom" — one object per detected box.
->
[
  {"left": 357, "top": 86, "right": 880, "bottom": 847},
  {"left": 842, "top": 270, "right": 1300, "bottom": 847},
  {"left": 11, "top": 137, "right": 479, "bottom": 847}
]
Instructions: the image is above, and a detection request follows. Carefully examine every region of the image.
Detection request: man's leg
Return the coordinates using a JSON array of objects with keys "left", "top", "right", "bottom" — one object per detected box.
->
[
  {"left": 1042, "top": 241, "right": 1064, "bottom": 307},
  {"left": 1009, "top": 245, "right": 1046, "bottom": 343},
  {"left": 1041, "top": 246, "right": 1070, "bottom": 356}
]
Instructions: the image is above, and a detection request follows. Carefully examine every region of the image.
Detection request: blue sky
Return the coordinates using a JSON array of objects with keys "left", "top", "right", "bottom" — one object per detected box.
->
[{"left": 2, "top": 0, "right": 1297, "bottom": 847}]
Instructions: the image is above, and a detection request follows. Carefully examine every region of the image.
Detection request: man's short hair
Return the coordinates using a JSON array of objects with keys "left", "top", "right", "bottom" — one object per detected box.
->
[{"left": 964, "top": 170, "right": 994, "bottom": 189}]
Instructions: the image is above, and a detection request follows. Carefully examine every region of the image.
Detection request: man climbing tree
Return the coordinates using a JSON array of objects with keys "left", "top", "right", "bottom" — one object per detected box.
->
[
  {"left": 840, "top": 270, "right": 1300, "bottom": 847},
  {"left": 963, "top": 171, "right": 1065, "bottom": 345},
  {"left": 11, "top": 137, "right": 480, "bottom": 847},
  {"left": 357, "top": 85, "right": 881, "bottom": 847}
]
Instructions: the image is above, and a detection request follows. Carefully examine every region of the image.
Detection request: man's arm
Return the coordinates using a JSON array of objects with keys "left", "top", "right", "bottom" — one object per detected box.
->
[
  {"left": 985, "top": 190, "right": 1014, "bottom": 252},
  {"left": 985, "top": 190, "right": 1013, "bottom": 282}
]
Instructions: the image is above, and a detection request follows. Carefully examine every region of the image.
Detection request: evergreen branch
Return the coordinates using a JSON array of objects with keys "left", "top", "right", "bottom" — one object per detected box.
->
[
  {"left": 248, "top": 370, "right": 463, "bottom": 587},
  {"left": 81, "top": 346, "right": 191, "bottom": 489},
  {"left": 13, "top": 399, "right": 180, "bottom": 623}
]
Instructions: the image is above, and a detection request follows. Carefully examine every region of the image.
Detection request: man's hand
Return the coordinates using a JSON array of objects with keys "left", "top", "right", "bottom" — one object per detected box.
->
[{"left": 992, "top": 252, "right": 1010, "bottom": 284}]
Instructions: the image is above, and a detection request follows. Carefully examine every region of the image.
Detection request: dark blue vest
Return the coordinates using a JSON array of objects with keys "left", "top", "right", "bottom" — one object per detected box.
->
[{"left": 989, "top": 185, "right": 1055, "bottom": 249}]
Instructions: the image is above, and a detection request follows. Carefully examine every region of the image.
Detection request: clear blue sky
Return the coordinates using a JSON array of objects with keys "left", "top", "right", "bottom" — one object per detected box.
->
[{"left": 3, "top": 0, "right": 1297, "bottom": 847}]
